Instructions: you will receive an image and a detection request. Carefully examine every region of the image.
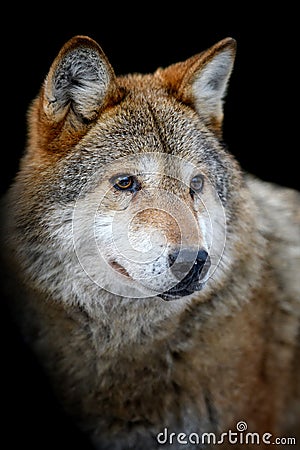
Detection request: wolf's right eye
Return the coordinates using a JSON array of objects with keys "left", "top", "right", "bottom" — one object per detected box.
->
[
  {"left": 190, "top": 174, "right": 204, "bottom": 198},
  {"left": 110, "top": 175, "right": 140, "bottom": 192}
]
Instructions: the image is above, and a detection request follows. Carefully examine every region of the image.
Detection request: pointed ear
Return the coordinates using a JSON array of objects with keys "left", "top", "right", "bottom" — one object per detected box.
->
[
  {"left": 43, "top": 35, "right": 118, "bottom": 122},
  {"left": 159, "top": 38, "right": 236, "bottom": 135}
]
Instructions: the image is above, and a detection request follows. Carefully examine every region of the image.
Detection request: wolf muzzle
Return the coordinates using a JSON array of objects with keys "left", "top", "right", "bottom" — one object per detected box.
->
[{"left": 159, "top": 249, "right": 211, "bottom": 300}]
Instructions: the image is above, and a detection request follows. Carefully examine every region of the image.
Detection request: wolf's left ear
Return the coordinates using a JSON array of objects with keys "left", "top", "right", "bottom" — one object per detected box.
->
[
  {"left": 43, "top": 35, "right": 118, "bottom": 122},
  {"left": 159, "top": 38, "right": 236, "bottom": 135}
]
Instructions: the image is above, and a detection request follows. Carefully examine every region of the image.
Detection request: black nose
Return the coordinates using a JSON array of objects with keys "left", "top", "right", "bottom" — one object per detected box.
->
[
  {"left": 160, "top": 248, "right": 210, "bottom": 300},
  {"left": 168, "top": 248, "right": 209, "bottom": 281}
]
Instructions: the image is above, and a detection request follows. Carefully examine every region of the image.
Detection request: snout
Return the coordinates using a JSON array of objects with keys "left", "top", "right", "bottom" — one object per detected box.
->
[{"left": 159, "top": 248, "right": 211, "bottom": 300}]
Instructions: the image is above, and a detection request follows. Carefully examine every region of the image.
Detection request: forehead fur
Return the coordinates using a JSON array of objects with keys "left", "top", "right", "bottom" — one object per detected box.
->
[{"left": 79, "top": 81, "right": 213, "bottom": 158}]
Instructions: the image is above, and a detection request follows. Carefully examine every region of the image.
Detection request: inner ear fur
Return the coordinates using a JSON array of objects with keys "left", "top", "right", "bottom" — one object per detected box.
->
[{"left": 43, "top": 35, "right": 118, "bottom": 123}]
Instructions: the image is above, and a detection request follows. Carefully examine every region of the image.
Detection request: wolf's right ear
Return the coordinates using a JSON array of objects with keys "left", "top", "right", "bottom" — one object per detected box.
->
[{"left": 42, "top": 35, "right": 118, "bottom": 122}]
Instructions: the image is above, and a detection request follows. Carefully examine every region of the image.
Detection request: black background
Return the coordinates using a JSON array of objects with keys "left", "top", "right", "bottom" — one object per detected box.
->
[{"left": 1, "top": 7, "right": 298, "bottom": 450}]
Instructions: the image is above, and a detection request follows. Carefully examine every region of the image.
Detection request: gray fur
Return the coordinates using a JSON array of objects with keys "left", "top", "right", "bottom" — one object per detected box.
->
[{"left": 1, "top": 36, "right": 300, "bottom": 449}]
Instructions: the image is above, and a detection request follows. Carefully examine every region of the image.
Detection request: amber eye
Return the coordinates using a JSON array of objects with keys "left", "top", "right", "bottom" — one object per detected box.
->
[
  {"left": 190, "top": 174, "right": 204, "bottom": 197},
  {"left": 111, "top": 175, "right": 140, "bottom": 192}
]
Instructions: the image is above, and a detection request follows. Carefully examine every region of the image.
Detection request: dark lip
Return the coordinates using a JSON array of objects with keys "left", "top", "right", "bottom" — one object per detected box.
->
[
  {"left": 158, "top": 281, "right": 204, "bottom": 301},
  {"left": 108, "top": 260, "right": 131, "bottom": 278},
  {"left": 158, "top": 257, "right": 210, "bottom": 301}
]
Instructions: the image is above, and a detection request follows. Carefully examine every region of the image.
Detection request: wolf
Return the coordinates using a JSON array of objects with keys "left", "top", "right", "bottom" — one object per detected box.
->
[{"left": 1, "top": 35, "right": 299, "bottom": 449}]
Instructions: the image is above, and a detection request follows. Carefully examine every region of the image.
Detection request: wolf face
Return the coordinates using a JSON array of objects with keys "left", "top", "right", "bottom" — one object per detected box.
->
[
  {"left": 72, "top": 151, "right": 221, "bottom": 299},
  {"left": 5, "top": 35, "right": 246, "bottom": 308}
]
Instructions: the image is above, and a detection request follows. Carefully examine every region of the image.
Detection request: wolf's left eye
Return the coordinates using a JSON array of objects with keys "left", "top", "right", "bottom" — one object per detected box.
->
[
  {"left": 111, "top": 175, "right": 140, "bottom": 192},
  {"left": 190, "top": 174, "right": 204, "bottom": 197}
]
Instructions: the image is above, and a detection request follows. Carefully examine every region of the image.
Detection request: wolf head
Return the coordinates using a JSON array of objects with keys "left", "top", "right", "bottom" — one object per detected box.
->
[{"left": 5, "top": 35, "right": 257, "bottom": 309}]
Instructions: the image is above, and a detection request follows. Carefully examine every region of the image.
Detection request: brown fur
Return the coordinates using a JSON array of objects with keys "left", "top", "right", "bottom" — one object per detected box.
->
[{"left": 1, "top": 35, "right": 299, "bottom": 449}]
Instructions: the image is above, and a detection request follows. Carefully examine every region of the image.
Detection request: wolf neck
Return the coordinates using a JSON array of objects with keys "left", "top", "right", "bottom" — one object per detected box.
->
[
  {"left": 73, "top": 293, "right": 193, "bottom": 354},
  {"left": 69, "top": 256, "right": 263, "bottom": 358}
]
